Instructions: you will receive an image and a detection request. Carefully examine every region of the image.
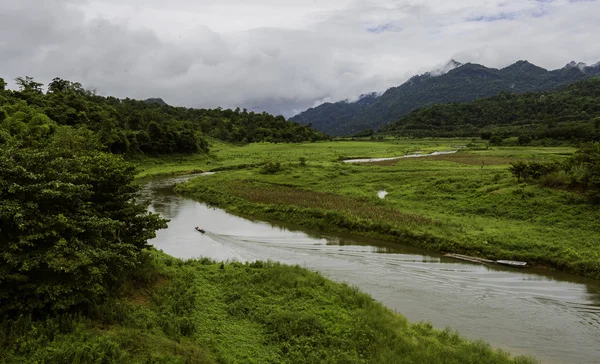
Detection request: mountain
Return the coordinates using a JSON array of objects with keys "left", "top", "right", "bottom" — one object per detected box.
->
[
  {"left": 290, "top": 60, "right": 600, "bottom": 136},
  {"left": 381, "top": 77, "right": 600, "bottom": 142},
  {"left": 294, "top": 93, "right": 378, "bottom": 134}
]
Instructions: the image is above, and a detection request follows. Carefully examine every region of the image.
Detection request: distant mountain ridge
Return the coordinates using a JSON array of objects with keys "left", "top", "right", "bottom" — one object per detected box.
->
[
  {"left": 290, "top": 60, "right": 600, "bottom": 136},
  {"left": 381, "top": 77, "right": 600, "bottom": 142}
]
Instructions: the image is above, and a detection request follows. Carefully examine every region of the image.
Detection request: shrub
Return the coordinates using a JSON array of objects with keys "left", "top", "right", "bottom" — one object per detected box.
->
[
  {"left": 489, "top": 135, "right": 503, "bottom": 145},
  {"left": 260, "top": 161, "right": 282, "bottom": 174},
  {"left": 539, "top": 171, "right": 570, "bottom": 188},
  {"left": 518, "top": 134, "right": 532, "bottom": 145},
  {"left": 509, "top": 161, "right": 561, "bottom": 181},
  {"left": 480, "top": 131, "right": 492, "bottom": 140}
]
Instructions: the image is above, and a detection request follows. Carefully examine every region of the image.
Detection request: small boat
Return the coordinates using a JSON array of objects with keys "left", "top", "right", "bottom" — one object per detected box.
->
[
  {"left": 496, "top": 260, "right": 527, "bottom": 268},
  {"left": 195, "top": 227, "right": 206, "bottom": 234}
]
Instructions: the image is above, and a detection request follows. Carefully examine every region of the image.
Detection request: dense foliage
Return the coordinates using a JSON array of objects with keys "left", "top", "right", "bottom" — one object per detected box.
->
[
  {"left": 0, "top": 251, "right": 537, "bottom": 364},
  {"left": 0, "top": 76, "right": 326, "bottom": 157},
  {"left": 382, "top": 78, "right": 600, "bottom": 141},
  {"left": 0, "top": 128, "right": 167, "bottom": 315},
  {"left": 1, "top": 77, "right": 171, "bottom": 314},
  {"left": 291, "top": 60, "right": 600, "bottom": 136}
]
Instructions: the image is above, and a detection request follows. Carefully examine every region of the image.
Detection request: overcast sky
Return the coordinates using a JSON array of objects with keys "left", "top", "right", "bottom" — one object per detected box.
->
[{"left": 1, "top": 0, "right": 599, "bottom": 116}]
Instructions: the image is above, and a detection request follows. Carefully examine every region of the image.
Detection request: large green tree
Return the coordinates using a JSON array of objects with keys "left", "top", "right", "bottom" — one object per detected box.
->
[{"left": 0, "top": 130, "right": 167, "bottom": 314}]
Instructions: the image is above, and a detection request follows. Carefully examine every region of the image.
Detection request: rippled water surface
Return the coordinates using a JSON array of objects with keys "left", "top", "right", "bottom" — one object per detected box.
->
[{"left": 141, "top": 175, "right": 600, "bottom": 364}]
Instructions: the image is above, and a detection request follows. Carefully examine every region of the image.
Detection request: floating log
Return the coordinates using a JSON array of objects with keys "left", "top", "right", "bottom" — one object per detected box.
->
[
  {"left": 444, "top": 253, "right": 528, "bottom": 267},
  {"left": 444, "top": 253, "right": 494, "bottom": 264}
]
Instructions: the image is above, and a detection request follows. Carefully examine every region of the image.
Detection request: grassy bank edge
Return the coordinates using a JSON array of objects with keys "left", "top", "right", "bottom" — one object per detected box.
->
[
  {"left": 175, "top": 183, "right": 600, "bottom": 280},
  {"left": 0, "top": 249, "right": 537, "bottom": 363}
]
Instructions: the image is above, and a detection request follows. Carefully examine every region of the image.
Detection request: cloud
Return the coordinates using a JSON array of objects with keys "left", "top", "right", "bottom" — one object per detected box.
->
[
  {"left": 1, "top": 0, "right": 599, "bottom": 117},
  {"left": 367, "top": 23, "right": 396, "bottom": 33}
]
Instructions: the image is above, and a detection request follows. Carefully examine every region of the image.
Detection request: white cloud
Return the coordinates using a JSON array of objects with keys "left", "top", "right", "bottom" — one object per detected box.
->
[{"left": 1, "top": 0, "right": 599, "bottom": 117}]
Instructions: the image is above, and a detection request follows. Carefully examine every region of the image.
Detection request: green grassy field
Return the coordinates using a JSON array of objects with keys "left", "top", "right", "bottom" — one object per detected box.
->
[
  {"left": 0, "top": 250, "right": 536, "bottom": 364},
  {"left": 146, "top": 139, "right": 600, "bottom": 279},
  {"left": 134, "top": 138, "right": 480, "bottom": 178}
]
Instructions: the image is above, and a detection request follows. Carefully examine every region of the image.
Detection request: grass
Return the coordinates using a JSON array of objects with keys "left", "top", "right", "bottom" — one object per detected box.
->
[
  {"left": 133, "top": 138, "right": 478, "bottom": 179},
  {"left": 156, "top": 139, "right": 600, "bottom": 279},
  {"left": 0, "top": 250, "right": 537, "bottom": 364}
]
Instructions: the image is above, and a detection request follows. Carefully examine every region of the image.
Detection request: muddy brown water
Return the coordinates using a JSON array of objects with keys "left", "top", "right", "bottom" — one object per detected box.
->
[{"left": 141, "top": 174, "right": 600, "bottom": 364}]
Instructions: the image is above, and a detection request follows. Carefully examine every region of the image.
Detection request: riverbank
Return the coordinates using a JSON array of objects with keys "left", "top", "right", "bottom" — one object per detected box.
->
[
  {"left": 0, "top": 249, "right": 536, "bottom": 363},
  {"left": 167, "top": 140, "right": 600, "bottom": 280}
]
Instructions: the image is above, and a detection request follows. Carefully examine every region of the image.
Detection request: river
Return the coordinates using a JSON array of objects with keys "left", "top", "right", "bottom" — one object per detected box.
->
[{"left": 141, "top": 174, "right": 600, "bottom": 364}]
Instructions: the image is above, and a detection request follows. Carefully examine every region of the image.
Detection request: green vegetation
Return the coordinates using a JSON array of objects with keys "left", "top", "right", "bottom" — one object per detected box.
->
[
  {"left": 0, "top": 76, "right": 326, "bottom": 157},
  {"left": 0, "top": 124, "right": 167, "bottom": 315},
  {"left": 508, "top": 142, "right": 600, "bottom": 202},
  {"left": 0, "top": 82, "right": 532, "bottom": 363},
  {"left": 383, "top": 78, "right": 600, "bottom": 141},
  {"left": 136, "top": 138, "right": 468, "bottom": 178},
  {"left": 1, "top": 250, "right": 536, "bottom": 364},
  {"left": 171, "top": 140, "right": 600, "bottom": 279},
  {"left": 291, "top": 60, "right": 600, "bottom": 136}
]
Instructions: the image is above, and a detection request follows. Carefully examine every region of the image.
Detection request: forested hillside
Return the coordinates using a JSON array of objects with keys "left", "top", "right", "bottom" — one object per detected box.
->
[
  {"left": 0, "top": 76, "right": 326, "bottom": 156},
  {"left": 381, "top": 78, "right": 600, "bottom": 141},
  {"left": 291, "top": 60, "right": 600, "bottom": 136}
]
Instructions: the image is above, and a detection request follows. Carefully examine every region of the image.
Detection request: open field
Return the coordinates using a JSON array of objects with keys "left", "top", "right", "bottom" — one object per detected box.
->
[
  {"left": 0, "top": 250, "right": 535, "bottom": 364},
  {"left": 134, "top": 138, "right": 479, "bottom": 178},
  {"left": 145, "top": 139, "right": 600, "bottom": 279}
]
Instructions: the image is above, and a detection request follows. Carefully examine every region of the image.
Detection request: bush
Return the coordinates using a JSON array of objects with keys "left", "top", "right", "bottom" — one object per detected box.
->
[
  {"left": 260, "top": 161, "right": 282, "bottom": 174},
  {"left": 567, "top": 142, "right": 600, "bottom": 201},
  {"left": 489, "top": 135, "right": 503, "bottom": 145},
  {"left": 480, "top": 131, "right": 492, "bottom": 140},
  {"left": 539, "top": 171, "right": 570, "bottom": 188},
  {"left": 518, "top": 134, "right": 532, "bottom": 145},
  {"left": 509, "top": 161, "right": 561, "bottom": 181}
]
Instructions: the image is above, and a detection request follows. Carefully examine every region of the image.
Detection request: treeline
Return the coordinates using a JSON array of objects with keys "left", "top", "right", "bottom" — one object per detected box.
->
[
  {"left": 0, "top": 76, "right": 326, "bottom": 156},
  {"left": 381, "top": 78, "right": 600, "bottom": 142}
]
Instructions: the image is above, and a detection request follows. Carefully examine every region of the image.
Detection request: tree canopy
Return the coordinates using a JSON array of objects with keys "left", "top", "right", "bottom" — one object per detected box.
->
[
  {"left": 0, "top": 131, "right": 168, "bottom": 315},
  {"left": 0, "top": 76, "right": 326, "bottom": 157}
]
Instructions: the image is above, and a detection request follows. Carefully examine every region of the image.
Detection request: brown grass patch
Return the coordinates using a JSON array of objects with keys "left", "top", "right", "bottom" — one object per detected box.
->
[
  {"left": 227, "top": 181, "right": 434, "bottom": 226},
  {"left": 368, "top": 153, "right": 518, "bottom": 166},
  {"left": 128, "top": 277, "right": 168, "bottom": 306}
]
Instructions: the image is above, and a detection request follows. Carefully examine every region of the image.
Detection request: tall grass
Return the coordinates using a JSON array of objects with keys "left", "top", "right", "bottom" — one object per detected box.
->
[{"left": 0, "top": 250, "right": 536, "bottom": 363}]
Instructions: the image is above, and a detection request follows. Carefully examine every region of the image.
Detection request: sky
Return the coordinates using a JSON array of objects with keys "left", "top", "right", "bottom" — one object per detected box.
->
[{"left": 1, "top": 0, "right": 599, "bottom": 117}]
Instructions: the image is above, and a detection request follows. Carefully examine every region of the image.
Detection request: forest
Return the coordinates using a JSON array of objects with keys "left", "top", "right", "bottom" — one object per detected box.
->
[
  {"left": 0, "top": 76, "right": 326, "bottom": 157},
  {"left": 381, "top": 78, "right": 600, "bottom": 141},
  {"left": 291, "top": 60, "right": 600, "bottom": 136}
]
